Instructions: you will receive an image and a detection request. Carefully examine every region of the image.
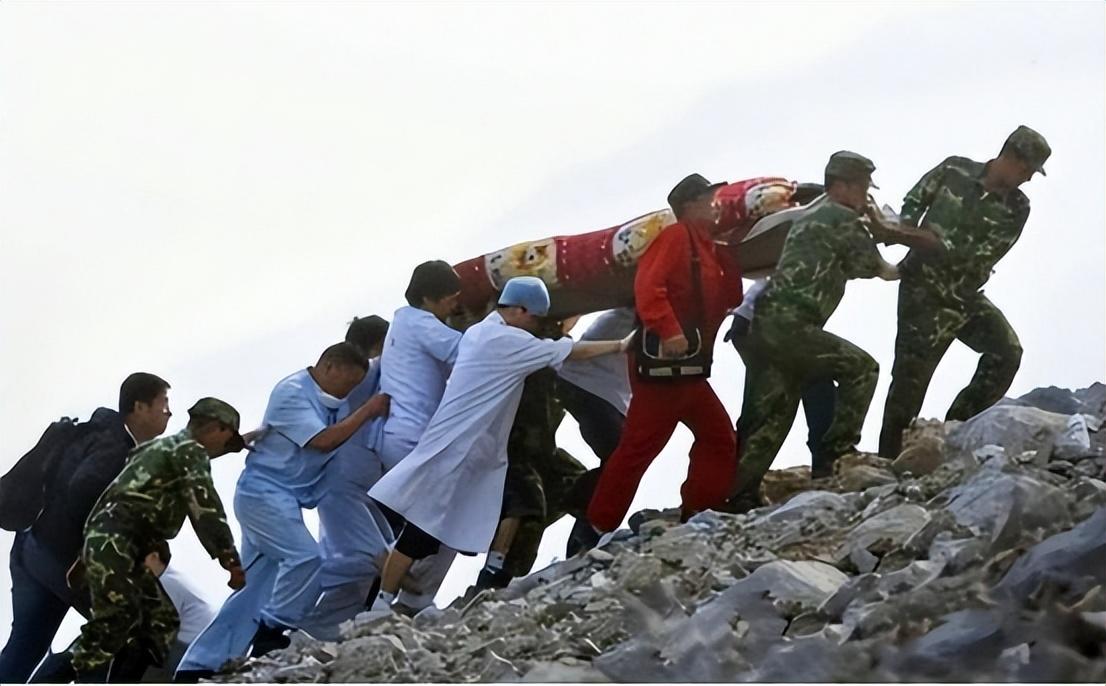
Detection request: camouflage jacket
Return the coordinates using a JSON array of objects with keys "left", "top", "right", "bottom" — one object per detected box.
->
[
  {"left": 899, "top": 156, "right": 1030, "bottom": 304},
  {"left": 757, "top": 198, "right": 884, "bottom": 327},
  {"left": 85, "top": 429, "right": 237, "bottom": 562}
]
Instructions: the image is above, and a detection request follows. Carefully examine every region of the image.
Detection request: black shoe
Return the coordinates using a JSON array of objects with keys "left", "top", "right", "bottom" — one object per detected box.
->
[
  {"left": 566, "top": 518, "right": 601, "bottom": 557},
  {"left": 173, "top": 669, "right": 216, "bottom": 683},
  {"left": 717, "top": 492, "right": 760, "bottom": 515},
  {"left": 73, "top": 662, "right": 111, "bottom": 683},
  {"left": 29, "top": 650, "right": 77, "bottom": 683},
  {"left": 249, "top": 622, "right": 291, "bottom": 658},
  {"left": 474, "top": 566, "right": 512, "bottom": 590}
]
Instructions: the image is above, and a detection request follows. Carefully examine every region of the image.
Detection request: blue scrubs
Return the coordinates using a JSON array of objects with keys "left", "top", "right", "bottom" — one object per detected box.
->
[
  {"left": 314, "top": 362, "right": 393, "bottom": 617},
  {"left": 177, "top": 368, "right": 341, "bottom": 673},
  {"left": 378, "top": 306, "right": 461, "bottom": 470}
]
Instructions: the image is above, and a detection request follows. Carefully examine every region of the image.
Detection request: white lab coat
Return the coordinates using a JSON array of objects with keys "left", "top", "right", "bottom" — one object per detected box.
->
[{"left": 370, "top": 311, "right": 573, "bottom": 553}]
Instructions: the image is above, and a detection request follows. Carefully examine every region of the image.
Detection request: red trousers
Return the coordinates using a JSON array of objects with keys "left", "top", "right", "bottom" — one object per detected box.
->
[{"left": 586, "top": 374, "right": 737, "bottom": 532}]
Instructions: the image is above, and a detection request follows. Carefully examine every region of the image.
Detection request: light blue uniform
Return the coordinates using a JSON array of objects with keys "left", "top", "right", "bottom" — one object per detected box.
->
[
  {"left": 316, "top": 361, "right": 392, "bottom": 589},
  {"left": 374, "top": 306, "right": 463, "bottom": 608},
  {"left": 378, "top": 306, "right": 462, "bottom": 470},
  {"left": 178, "top": 368, "right": 343, "bottom": 673}
]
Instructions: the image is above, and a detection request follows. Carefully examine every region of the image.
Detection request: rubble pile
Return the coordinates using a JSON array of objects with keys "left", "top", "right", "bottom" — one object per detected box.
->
[{"left": 220, "top": 384, "right": 1106, "bottom": 682}]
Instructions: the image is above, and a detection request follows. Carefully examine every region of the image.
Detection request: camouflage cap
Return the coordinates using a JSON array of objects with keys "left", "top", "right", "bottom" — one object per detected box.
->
[
  {"left": 188, "top": 397, "right": 245, "bottom": 451},
  {"left": 1004, "top": 125, "right": 1050, "bottom": 175},
  {"left": 825, "top": 151, "right": 878, "bottom": 188}
]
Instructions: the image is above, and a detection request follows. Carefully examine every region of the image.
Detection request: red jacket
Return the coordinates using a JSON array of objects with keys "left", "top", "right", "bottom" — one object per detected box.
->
[{"left": 634, "top": 221, "right": 744, "bottom": 353}]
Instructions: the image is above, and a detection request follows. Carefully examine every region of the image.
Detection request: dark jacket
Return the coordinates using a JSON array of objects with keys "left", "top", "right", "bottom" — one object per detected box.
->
[{"left": 29, "top": 407, "right": 136, "bottom": 563}]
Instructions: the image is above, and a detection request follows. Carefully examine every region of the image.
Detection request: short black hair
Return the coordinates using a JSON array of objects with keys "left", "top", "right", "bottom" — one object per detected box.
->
[
  {"left": 119, "top": 373, "right": 171, "bottom": 416},
  {"left": 345, "top": 315, "right": 389, "bottom": 357},
  {"left": 318, "top": 342, "right": 370, "bottom": 371},
  {"left": 405, "top": 260, "right": 462, "bottom": 308}
]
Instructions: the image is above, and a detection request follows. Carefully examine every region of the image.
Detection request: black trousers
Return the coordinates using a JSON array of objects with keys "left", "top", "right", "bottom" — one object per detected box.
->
[
  {"left": 0, "top": 532, "right": 90, "bottom": 683},
  {"left": 556, "top": 379, "right": 627, "bottom": 556}
]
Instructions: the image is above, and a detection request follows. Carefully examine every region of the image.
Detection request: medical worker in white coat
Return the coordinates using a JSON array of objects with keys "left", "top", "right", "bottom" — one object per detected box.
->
[{"left": 367, "top": 276, "right": 631, "bottom": 615}]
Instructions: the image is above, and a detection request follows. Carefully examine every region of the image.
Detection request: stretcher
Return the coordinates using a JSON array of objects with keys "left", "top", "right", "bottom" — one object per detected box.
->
[{"left": 453, "top": 177, "right": 822, "bottom": 320}]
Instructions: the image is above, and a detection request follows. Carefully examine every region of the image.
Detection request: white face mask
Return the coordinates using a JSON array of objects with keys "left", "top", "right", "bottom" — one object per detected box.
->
[{"left": 318, "top": 390, "right": 345, "bottom": 409}]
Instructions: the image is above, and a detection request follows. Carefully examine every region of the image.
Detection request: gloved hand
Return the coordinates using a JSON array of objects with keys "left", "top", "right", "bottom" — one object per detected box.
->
[{"left": 723, "top": 314, "right": 751, "bottom": 345}]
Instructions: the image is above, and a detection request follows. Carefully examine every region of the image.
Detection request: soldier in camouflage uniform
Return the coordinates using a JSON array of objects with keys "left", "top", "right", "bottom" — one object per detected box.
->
[
  {"left": 477, "top": 320, "right": 588, "bottom": 588},
  {"left": 878, "top": 126, "right": 1051, "bottom": 458},
  {"left": 68, "top": 398, "right": 247, "bottom": 680},
  {"left": 729, "top": 152, "right": 921, "bottom": 508}
]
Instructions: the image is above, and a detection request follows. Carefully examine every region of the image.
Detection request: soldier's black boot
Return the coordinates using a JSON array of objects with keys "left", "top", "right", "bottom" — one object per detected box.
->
[
  {"left": 28, "top": 650, "right": 77, "bottom": 683},
  {"left": 474, "top": 567, "right": 512, "bottom": 590},
  {"left": 811, "top": 451, "right": 838, "bottom": 480},
  {"left": 248, "top": 621, "right": 292, "bottom": 658},
  {"left": 718, "top": 491, "right": 760, "bottom": 515},
  {"left": 566, "top": 517, "right": 601, "bottom": 557},
  {"left": 73, "top": 661, "right": 111, "bottom": 683},
  {"left": 173, "top": 669, "right": 216, "bottom": 683}
]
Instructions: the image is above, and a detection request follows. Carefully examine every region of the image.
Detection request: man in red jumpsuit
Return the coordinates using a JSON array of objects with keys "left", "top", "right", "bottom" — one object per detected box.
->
[{"left": 587, "top": 173, "right": 743, "bottom": 532}]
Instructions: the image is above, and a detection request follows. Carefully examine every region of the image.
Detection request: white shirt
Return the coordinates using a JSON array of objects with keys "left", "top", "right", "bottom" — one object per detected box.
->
[
  {"left": 369, "top": 311, "right": 574, "bottom": 553},
  {"left": 159, "top": 566, "right": 216, "bottom": 644},
  {"left": 379, "top": 306, "right": 462, "bottom": 443},
  {"left": 557, "top": 308, "right": 635, "bottom": 415},
  {"left": 733, "top": 277, "right": 769, "bottom": 321}
]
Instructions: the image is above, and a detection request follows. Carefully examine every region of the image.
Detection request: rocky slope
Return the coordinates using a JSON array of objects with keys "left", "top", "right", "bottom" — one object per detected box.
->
[{"left": 220, "top": 384, "right": 1106, "bottom": 682}]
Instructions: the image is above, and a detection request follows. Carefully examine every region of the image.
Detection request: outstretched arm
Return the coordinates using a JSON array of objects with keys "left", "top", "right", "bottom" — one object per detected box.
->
[
  {"left": 865, "top": 205, "right": 944, "bottom": 253},
  {"left": 566, "top": 333, "right": 634, "bottom": 361}
]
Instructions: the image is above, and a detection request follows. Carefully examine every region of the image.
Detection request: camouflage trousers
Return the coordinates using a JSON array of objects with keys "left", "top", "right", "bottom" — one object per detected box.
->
[
  {"left": 878, "top": 280, "right": 1022, "bottom": 458},
  {"left": 734, "top": 312, "right": 879, "bottom": 499},
  {"left": 70, "top": 531, "right": 178, "bottom": 675},
  {"left": 502, "top": 447, "right": 587, "bottom": 578}
]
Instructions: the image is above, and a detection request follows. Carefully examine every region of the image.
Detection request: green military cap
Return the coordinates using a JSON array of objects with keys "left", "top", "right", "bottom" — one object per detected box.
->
[
  {"left": 1004, "top": 125, "right": 1050, "bottom": 175},
  {"left": 188, "top": 397, "right": 246, "bottom": 451},
  {"left": 825, "top": 151, "right": 879, "bottom": 188}
]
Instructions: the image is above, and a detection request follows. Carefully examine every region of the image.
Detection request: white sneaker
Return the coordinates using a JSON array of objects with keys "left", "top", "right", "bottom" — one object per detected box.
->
[{"left": 352, "top": 601, "right": 394, "bottom": 624}]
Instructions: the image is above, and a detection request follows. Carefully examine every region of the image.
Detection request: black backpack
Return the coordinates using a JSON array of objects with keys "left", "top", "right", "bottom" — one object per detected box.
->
[{"left": 0, "top": 417, "right": 88, "bottom": 532}]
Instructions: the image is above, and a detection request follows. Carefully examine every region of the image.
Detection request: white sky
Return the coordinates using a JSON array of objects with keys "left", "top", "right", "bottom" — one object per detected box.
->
[{"left": 1, "top": 1, "right": 1103, "bottom": 651}]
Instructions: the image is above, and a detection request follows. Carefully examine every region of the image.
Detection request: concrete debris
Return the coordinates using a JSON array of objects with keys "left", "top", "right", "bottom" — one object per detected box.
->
[{"left": 216, "top": 384, "right": 1106, "bottom": 683}]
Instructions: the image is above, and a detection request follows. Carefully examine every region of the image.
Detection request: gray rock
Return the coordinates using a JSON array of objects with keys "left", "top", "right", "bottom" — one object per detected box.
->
[
  {"left": 892, "top": 436, "right": 945, "bottom": 477},
  {"left": 1053, "top": 413, "right": 1095, "bottom": 460},
  {"left": 878, "top": 560, "right": 945, "bottom": 595},
  {"left": 994, "top": 507, "right": 1106, "bottom": 601},
  {"left": 730, "top": 560, "right": 850, "bottom": 612},
  {"left": 849, "top": 546, "right": 879, "bottom": 573},
  {"left": 521, "top": 661, "right": 610, "bottom": 682},
  {"left": 945, "top": 468, "right": 1071, "bottom": 550},
  {"left": 927, "top": 533, "right": 989, "bottom": 573},
  {"left": 841, "top": 503, "right": 930, "bottom": 556},
  {"left": 897, "top": 608, "right": 1008, "bottom": 677},
  {"left": 948, "top": 405, "right": 1072, "bottom": 455},
  {"left": 762, "top": 490, "right": 851, "bottom": 523},
  {"left": 1002, "top": 383, "right": 1106, "bottom": 419}
]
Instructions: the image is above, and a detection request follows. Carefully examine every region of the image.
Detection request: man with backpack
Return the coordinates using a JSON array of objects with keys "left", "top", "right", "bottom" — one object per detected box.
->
[{"left": 0, "top": 373, "right": 173, "bottom": 682}]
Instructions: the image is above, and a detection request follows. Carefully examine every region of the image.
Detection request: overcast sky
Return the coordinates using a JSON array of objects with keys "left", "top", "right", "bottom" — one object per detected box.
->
[{"left": 1, "top": 2, "right": 1103, "bottom": 649}]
